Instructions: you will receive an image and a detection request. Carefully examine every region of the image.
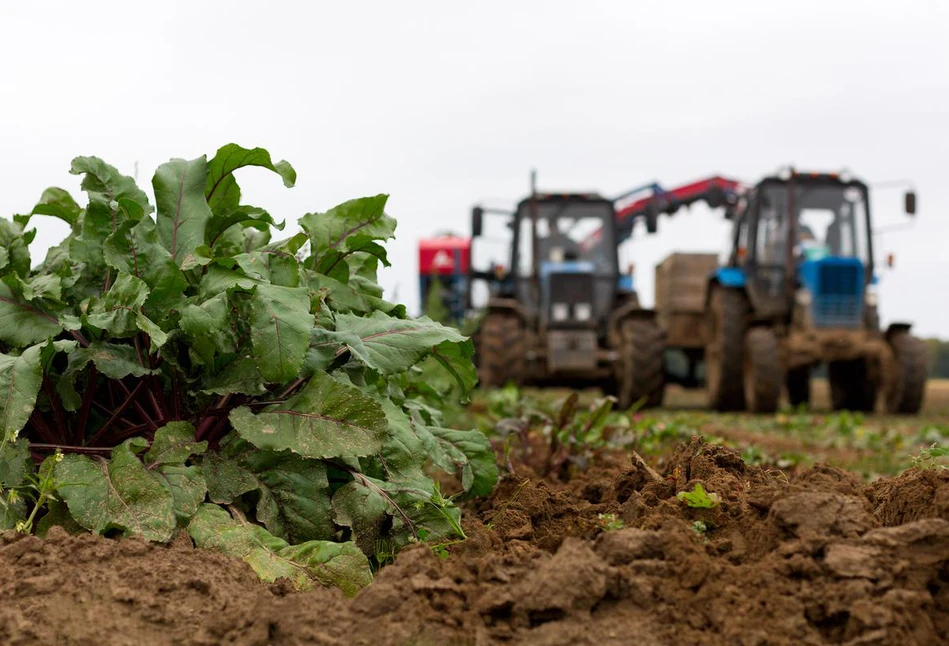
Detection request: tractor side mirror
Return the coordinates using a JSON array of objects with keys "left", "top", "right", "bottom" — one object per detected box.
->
[
  {"left": 645, "top": 203, "right": 659, "bottom": 234},
  {"left": 904, "top": 191, "right": 917, "bottom": 216},
  {"left": 471, "top": 207, "right": 484, "bottom": 237}
]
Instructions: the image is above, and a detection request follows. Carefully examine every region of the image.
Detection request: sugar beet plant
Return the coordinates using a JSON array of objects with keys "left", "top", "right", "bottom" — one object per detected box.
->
[{"left": 0, "top": 144, "right": 497, "bottom": 596}]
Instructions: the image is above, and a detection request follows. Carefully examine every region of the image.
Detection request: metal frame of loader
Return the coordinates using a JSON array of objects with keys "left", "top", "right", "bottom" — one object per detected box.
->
[
  {"left": 468, "top": 175, "right": 666, "bottom": 409},
  {"left": 646, "top": 168, "right": 926, "bottom": 414}
]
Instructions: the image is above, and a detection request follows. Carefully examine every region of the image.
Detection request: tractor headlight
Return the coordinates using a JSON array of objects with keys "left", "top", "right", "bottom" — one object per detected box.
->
[
  {"left": 552, "top": 303, "right": 569, "bottom": 321},
  {"left": 795, "top": 289, "right": 812, "bottom": 307},
  {"left": 575, "top": 303, "right": 592, "bottom": 321},
  {"left": 865, "top": 288, "right": 878, "bottom": 308}
]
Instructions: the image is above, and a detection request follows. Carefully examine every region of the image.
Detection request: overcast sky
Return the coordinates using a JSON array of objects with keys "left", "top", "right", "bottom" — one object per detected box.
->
[{"left": 2, "top": 1, "right": 947, "bottom": 335}]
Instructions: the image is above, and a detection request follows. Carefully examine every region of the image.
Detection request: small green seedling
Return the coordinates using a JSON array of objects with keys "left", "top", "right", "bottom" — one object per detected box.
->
[
  {"left": 691, "top": 520, "right": 708, "bottom": 536},
  {"left": 677, "top": 483, "right": 720, "bottom": 509},
  {"left": 912, "top": 444, "right": 949, "bottom": 470},
  {"left": 597, "top": 512, "right": 625, "bottom": 531}
]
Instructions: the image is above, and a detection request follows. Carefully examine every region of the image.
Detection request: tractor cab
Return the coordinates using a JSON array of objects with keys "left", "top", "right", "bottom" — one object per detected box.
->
[
  {"left": 469, "top": 183, "right": 665, "bottom": 410},
  {"left": 700, "top": 169, "right": 926, "bottom": 413},
  {"left": 507, "top": 193, "right": 631, "bottom": 332},
  {"left": 729, "top": 172, "right": 887, "bottom": 325}
]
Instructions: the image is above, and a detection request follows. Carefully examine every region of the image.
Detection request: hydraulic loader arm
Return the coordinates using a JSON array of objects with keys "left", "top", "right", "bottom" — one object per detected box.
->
[{"left": 614, "top": 176, "right": 745, "bottom": 242}]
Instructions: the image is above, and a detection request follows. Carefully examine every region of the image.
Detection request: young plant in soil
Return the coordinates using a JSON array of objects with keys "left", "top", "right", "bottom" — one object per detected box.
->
[{"left": 0, "top": 144, "right": 498, "bottom": 595}]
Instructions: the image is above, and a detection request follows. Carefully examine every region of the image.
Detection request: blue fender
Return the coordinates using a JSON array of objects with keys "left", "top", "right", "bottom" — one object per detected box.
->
[{"left": 714, "top": 267, "right": 746, "bottom": 288}]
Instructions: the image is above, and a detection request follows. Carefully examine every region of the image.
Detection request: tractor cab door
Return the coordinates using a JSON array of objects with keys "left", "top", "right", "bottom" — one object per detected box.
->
[{"left": 746, "top": 190, "right": 791, "bottom": 317}]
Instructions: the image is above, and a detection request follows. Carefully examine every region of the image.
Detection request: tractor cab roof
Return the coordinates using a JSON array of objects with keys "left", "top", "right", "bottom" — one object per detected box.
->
[
  {"left": 516, "top": 192, "right": 611, "bottom": 208},
  {"left": 757, "top": 171, "right": 869, "bottom": 190}
]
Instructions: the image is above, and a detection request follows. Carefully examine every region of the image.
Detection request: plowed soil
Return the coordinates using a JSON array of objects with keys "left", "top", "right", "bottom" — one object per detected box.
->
[{"left": 2, "top": 437, "right": 949, "bottom": 646}]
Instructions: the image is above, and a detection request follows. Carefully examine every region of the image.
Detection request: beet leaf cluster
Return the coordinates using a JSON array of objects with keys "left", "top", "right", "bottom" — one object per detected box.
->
[{"left": 0, "top": 144, "right": 497, "bottom": 595}]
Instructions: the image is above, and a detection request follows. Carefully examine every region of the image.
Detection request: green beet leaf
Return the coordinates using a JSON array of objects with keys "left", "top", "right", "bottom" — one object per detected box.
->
[
  {"left": 66, "top": 342, "right": 158, "bottom": 381},
  {"left": 249, "top": 284, "right": 312, "bottom": 383},
  {"left": 35, "top": 498, "right": 84, "bottom": 537},
  {"left": 202, "top": 357, "right": 267, "bottom": 396},
  {"left": 229, "top": 370, "right": 387, "bottom": 459},
  {"left": 155, "top": 464, "right": 207, "bottom": 523},
  {"left": 313, "top": 311, "right": 465, "bottom": 376},
  {"left": 143, "top": 422, "right": 208, "bottom": 523},
  {"left": 0, "top": 344, "right": 45, "bottom": 442},
  {"left": 243, "top": 450, "right": 334, "bottom": 543},
  {"left": 4, "top": 274, "right": 63, "bottom": 303},
  {"left": 0, "top": 437, "right": 31, "bottom": 489},
  {"left": 301, "top": 194, "right": 395, "bottom": 260},
  {"left": 0, "top": 219, "right": 33, "bottom": 278},
  {"left": 188, "top": 504, "right": 371, "bottom": 596},
  {"left": 202, "top": 453, "right": 259, "bottom": 505},
  {"left": 205, "top": 144, "right": 296, "bottom": 218},
  {"left": 0, "top": 282, "right": 63, "bottom": 346},
  {"left": 145, "top": 422, "right": 208, "bottom": 466},
  {"left": 154, "top": 156, "right": 214, "bottom": 268},
  {"left": 54, "top": 438, "right": 177, "bottom": 542},
  {"left": 179, "top": 292, "right": 236, "bottom": 366},
  {"left": 418, "top": 424, "right": 498, "bottom": 497},
  {"left": 429, "top": 339, "right": 479, "bottom": 395},
  {"left": 104, "top": 217, "right": 188, "bottom": 311},
  {"left": 15, "top": 186, "right": 82, "bottom": 230},
  {"left": 332, "top": 473, "right": 464, "bottom": 554}
]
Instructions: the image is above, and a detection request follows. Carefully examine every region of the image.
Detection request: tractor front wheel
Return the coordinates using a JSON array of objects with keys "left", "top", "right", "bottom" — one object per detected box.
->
[
  {"left": 705, "top": 288, "right": 748, "bottom": 411},
  {"left": 477, "top": 313, "right": 526, "bottom": 388},
  {"left": 885, "top": 332, "right": 928, "bottom": 414},
  {"left": 616, "top": 318, "right": 666, "bottom": 410},
  {"left": 743, "top": 327, "right": 781, "bottom": 414}
]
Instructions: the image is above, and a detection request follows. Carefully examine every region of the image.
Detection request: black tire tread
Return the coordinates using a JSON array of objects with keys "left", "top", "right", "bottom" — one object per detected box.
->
[
  {"left": 887, "top": 333, "right": 928, "bottom": 414},
  {"left": 478, "top": 314, "right": 525, "bottom": 388},
  {"left": 744, "top": 327, "right": 781, "bottom": 414},
  {"left": 706, "top": 288, "right": 748, "bottom": 411},
  {"left": 617, "top": 318, "right": 666, "bottom": 409}
]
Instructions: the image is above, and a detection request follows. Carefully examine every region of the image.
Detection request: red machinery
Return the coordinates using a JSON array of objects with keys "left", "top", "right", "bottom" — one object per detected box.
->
[{"left": 418, "top": 235, "right": 471, "bottom": 322}]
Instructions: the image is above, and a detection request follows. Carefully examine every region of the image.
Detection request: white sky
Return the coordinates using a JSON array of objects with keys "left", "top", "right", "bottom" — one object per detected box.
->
[{"left": 2, "top": 1, "right": 947, "bottom": 335}]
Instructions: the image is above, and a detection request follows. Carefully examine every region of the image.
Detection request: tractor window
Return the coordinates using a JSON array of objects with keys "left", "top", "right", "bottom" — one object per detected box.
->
[
  {"left": 757, "top": 184, "right": 870, "bottom": 265},
  {"left": 513, "top": 201, "right": 616, "bottom": 276},
  {"left": 755, "top": 199, "right": 785, "bottom": 266},
  {"left": 796, "top": 186, "right": 870, "bottom": 263},
  {"left": 722, "top": 213, "right": 750, "bottom": 266}
]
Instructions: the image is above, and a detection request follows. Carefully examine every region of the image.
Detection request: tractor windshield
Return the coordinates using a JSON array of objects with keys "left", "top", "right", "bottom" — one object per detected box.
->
[
  {"left": 513, "top": 200, "right": 616, "bottom": 277},
  {"left": 757, "top": 183, "right": 871, "bottom": 266}
]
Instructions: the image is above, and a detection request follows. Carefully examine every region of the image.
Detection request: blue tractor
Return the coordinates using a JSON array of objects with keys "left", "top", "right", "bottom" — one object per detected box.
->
[
  {"left": 468, "top": 181, "right": 666, "bottom": 409},
  {"left": 687, "top": 169, "right": 927, "bottom": 413}
]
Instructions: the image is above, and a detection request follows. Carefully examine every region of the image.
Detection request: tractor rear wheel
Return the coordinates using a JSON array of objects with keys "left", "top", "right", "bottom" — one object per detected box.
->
[
  {"left": 743, "top": 327, "right": 781, "bottom": 414},
  {"left": 786, "top": 367, "right": 811, "bottom": 408},
  {"left": 616, "top": 318, "right": 666, "bottom": 410},
  {"left": 829, "top": 359, "right": 878, "bottom": 412},
  {"left": 885, "top": 332, "right": 927, "bottom": 414},
  {"left": 477, "top": 313, "right": 526, "bottom": 388},
  {"left": 705, "top": 288, "right": 748, "bottom": 411}
]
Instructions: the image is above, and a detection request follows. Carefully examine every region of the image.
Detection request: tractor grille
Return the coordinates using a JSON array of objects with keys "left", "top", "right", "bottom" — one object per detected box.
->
[
  {"left": 812, "top": 263, "right": 862, "bottom": 328},
  {"left": 549, "top": 272, "right": 594, "bottom": 304},
  {"left": 548, "top": 272, "right": 597, "bottom": 323}
]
